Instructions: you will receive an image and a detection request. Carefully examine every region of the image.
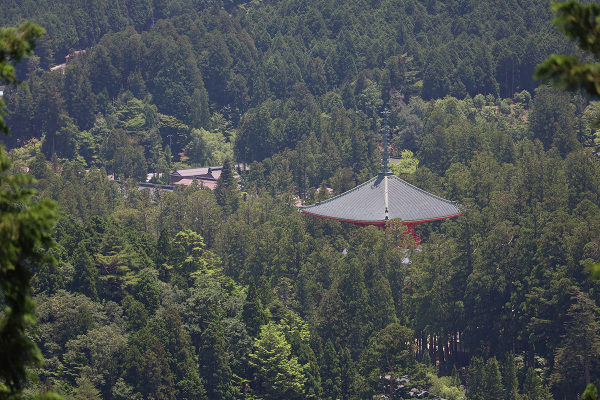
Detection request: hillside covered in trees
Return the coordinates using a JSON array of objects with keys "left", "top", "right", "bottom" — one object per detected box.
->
[{"left": 2, "top": 0, "right": 600, "bottom": 399}]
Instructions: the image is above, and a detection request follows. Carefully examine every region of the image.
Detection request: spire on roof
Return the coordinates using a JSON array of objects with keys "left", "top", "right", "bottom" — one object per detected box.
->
[{"left": 381, "top": 108, "right": 391, "bottom": 174}]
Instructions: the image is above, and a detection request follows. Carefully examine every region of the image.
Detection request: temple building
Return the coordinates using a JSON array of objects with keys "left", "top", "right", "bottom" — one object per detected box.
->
[
  {"left": 299, "top": 110, "right": 461, "bottom": 244},
  {"left": 170, "top": 164, "right": 246, "bottom": 190}
]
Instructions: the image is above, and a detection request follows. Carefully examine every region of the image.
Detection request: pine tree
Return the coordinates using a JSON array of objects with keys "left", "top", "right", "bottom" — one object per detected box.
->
[
  {"left": 156, "top": 228, "right": 173, "bottom": 281},
  {"left": 451, "top": 364, "right": 461, "bottom": 387},
  {"left": 340, "top": 346, "right": 360, "bottom": 400},
  {"left": 257, "top": 275, "right": 274, "bottom": 306},
  {"left": 190, "top": 87, "right": 210, "bottom": 129},
  {"left": 64, "top": 61, "right": 96, "bottom": 130},
  {"left": 215, "top": 158, "right": 240, "bottom": 214},
  {"left": 71, "top": 241, "right": 98, "bottom": 300},
  {"left": 288, "top": 331, "right": 322, "bottom": 400},
  {"left": 467, "top": 357, "right": 485, "bottom": 400},
  {"left": 123, "top": 328, "right": 177, "bottom": 400},
  {"left": 523, "top": 367, "right": 550, "bottom": 400},
  {"left": 158, "top": 308, "right": 207, "bottom": 400},
  {"left": 483, "top": 357, "right": 504, "bottom": 400},
  {"left": 321, "top": 339, "right": 342, "bottom": 400},
  {"left": 242, "top": 280, "right": 268, "bottom": 337},
  {"left": 249, "top": 322, "right": 306, "bottom": 400},
  {"left": 422, "top": 347, "right": 431, "bottom": 366},
  {"left": 502, "top": 353, "right": 520, "bottom": 400},
  {"left": 198, "top": 314, "right": 236, "bottom": 400},
  {"left": 338, "top": 258, "right": 372, "bottom": 358},
  {"left": 551, "top": 290, "right": 600, "bottom": 396},
  {"left": 582, "top": 384, "right": 598, "bottom": 400}
]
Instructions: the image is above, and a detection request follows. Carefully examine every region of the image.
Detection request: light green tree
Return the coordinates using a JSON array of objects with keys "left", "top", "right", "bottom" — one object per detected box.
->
[
  {"left": 248, "top": 322, "right": 306, "bottom": 400},
  {"left": 390, "top": 149, "right": 419, "bottom": 176}
]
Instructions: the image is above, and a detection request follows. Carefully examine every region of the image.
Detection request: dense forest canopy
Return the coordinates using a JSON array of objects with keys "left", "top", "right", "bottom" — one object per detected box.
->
[{"left": 2, "top": 0, "right": 600, "bottom": 399}]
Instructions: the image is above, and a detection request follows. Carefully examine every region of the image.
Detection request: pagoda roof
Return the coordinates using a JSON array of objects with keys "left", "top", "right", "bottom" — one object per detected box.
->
[{"left": 300, "top": 172, "right": 461, "bottom": 224}]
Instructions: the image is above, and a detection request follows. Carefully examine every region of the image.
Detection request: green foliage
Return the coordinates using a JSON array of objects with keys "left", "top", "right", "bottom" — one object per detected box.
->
[
  {"left": 0, "top": 22, "right": 44, "bottom": 134},
  {"left": 467, "top": 357, "right": 485, "bottom": 400},
  {"left": 582, "top": 384, "right": 598, "bottom": 400},
  {"left": 483, "top": 357, "right": 504, "bottom": 400},
  {"left": 0, "top": 20, "right": 60, "bottom": 400},
  {"left": 389, "top": 149, "right": 419, "bottom": 176},
  {"left": 550, "top": 290, "right": 600, "bottom": 397},
  {"left": 215, "top": 158, "right": 240, "bottom": 214},
  {"left": 427, "top": 373, "right": 465, "bottom": 400},
  {"left": 503, "top": 353, "right": 520, "bottom": 400},
  {"left": 185, "top": 127, "right": 233, "bottom": 166},
  {"left": 536, "top": 2, "right": 600, "bottom": 97},
  {"left": 522, "top": 367, "right": 551, "bottom": 400},
  {"left": 242, "top": 280, "right": 268, "bottom": 337},
  {"left": 528, "top": 85, "right": 578, "bottom": 155},
  {"left": 361, "top": 323, "right": 415, "bottom": 376},
  {"left": 248, "top": 322, "right": 307, "bottom": 400},
  {"left": 6, "top": 2, "right": 600, "bottom": 399},
  {"left": 321, "top": 339, "right": 342, "bottom": 400}
]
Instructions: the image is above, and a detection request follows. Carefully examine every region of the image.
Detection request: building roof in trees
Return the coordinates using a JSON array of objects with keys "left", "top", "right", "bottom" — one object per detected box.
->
[
  {"left": 172, "top": 166, "right": 223, "bottom": 180},
  {"left": 65, "top": 49, "right": 86, "bottom": 61},
  {"left": 171, "top": 164, "right": 246, "bottom": 181},
  {"left": 299, "top": 172, "right": 461, "bottom": 225},
  {"left": 171, "top": 165, "right": 246, "bottom": 189},
  {"left": 50, "top": 63, "right": 66, "bottom": 73}
]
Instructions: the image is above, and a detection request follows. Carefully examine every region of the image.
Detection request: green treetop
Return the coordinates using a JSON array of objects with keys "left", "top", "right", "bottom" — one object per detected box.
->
[{"left": 249, "top": 322, "right": 307, "bottom": 400}]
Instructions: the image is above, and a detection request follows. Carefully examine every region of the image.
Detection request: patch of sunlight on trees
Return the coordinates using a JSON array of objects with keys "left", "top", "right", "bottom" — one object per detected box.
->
[{"left": 390, "top": 150, "right": 419, "bottom": 176}]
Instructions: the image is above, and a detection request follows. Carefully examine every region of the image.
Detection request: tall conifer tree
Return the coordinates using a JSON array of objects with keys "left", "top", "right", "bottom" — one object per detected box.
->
[{"left": 215, "top": 158, "right": 240, "bottom": 214}]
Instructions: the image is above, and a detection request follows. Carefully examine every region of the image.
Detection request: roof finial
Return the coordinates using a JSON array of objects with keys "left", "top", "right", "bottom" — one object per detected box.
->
[{"left": 381, "top": 107, "right": 391, "bottom": 174}]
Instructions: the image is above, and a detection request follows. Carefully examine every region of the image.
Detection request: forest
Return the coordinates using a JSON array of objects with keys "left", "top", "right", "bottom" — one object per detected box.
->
[{"left": 1, "top": 0, "right": 600, "bottom": 399}]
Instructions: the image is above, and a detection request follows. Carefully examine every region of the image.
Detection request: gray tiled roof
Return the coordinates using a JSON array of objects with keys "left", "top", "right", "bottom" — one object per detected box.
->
[{"left": 300, "top": 173, "right": 461, "bottom": 223}]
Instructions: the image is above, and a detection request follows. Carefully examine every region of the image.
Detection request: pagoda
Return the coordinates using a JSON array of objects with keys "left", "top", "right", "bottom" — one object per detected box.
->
[{"left": 299, "top": 110, "right": 461, "bottom": 244}]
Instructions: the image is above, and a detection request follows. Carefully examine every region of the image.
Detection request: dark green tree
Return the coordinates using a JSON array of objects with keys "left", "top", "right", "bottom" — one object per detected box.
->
[
  {"left": 523, "top": 367, "right": 550, "bottom": 400},
  {"left": 536, "top": 1, "right": 600, "bottom": 98},
  {"left": 123, "top": 327, "right": 177, "bottom": 400},
  {"left": 528, "top": 85, "right": 578, "bottom": 155},
  {"left": 467, "top": 357, "right": 485, "bottom": 400},
  {"left": 321, "top": 339, "right": 342, "bottom": 400},
  {"left": 503, "top": 353, "right": 520, "bottom": 400},
  {"left": 483, "top": 357, "right": 504, "bottom": 400},
  {"left": 151, "top": 308, "right": 207, "bottom": 400},
  {"left": 550, "top": 290, "right": 600, "bottom": 396},
  {"left": 242, "top": 280, "right": 268, "bottom": 337},
  {"left": 64, "top": 61, "right": 96, "bottom": 130},
  {"left": 71, "top": 242, "right": 98, "bottom": 300},
  {"left": 198, "top": 314, "right": 236, "bottom": 400},
  {"left": 339, "top": 346, "right": 361, "bottom": 400},
  {"left": 215, "top": 158, "right": 240, "bottom": 214},
  {"left": 0, "top": 21, "right": 60, "bottom": 399},
  {"left": 190, "top": 87, "right": 210, "bottom": 129}
]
